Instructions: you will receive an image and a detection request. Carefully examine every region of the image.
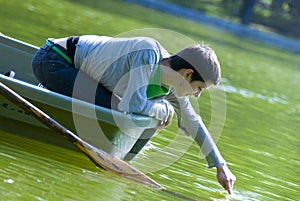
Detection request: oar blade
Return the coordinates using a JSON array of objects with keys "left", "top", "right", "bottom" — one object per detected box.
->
[{"left": 74, "top": 137, "right": 164, "bottom": 189}]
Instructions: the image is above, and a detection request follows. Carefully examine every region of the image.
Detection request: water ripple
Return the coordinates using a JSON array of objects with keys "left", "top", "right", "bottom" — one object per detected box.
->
[{"left": 216, "top": 78, "right": 289, "bottom": 105}]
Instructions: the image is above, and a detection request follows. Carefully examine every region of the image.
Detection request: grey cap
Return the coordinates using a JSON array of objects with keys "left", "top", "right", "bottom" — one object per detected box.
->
[{"left": 176, "top": 43, "right": 221, "bottom": 85}]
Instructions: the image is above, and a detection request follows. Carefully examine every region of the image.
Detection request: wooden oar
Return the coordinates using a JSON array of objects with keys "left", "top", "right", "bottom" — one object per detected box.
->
[
  {"left": 0, "top": 82, "right": 197, "bottom": 201},
  {"left": 0, "top": 81, "right": 162, "bottom": 188}
]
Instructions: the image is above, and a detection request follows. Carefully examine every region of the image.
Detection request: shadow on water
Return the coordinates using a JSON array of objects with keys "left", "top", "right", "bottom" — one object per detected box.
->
[{"left": 0, "top": 118, "right": 98, "bottom": 172}]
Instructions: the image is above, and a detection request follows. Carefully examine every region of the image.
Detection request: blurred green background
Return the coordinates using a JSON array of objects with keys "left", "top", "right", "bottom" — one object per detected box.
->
[{"left": 166, "top": 0, "right": 300, "bottom": 39}]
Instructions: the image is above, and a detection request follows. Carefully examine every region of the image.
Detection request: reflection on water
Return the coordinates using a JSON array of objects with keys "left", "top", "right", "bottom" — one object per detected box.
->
[{"left": 217, "top": 78, "right": 289, "bottom": 105}]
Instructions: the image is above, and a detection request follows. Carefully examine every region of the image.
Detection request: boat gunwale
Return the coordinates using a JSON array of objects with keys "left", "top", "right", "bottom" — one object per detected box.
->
[
  {"left": 0, "top": 34, "right": 38, "bottom": 54},
  {"left": 0, "top": 72, "right": 159, "bottom": 129}
]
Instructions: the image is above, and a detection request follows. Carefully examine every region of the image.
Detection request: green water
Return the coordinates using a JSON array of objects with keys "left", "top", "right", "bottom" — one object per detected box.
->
[{"left": 1, "top": 0, "right": 300, "bottom": 200}]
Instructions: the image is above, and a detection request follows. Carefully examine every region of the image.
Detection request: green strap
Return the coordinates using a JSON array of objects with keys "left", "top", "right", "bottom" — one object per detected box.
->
[
  {"left": 146, "top": 63, "right": 170, "bottom": 99},
  {"left": 147, "top": 84, "right": 170, "bottom": 99},
  {"left": 45, "top": 40, "right": 72, "bottom": 64}
]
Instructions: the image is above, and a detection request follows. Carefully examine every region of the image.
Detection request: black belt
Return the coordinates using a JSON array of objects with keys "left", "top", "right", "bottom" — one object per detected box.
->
[{"left": 66, "top": 36, "right": 79, "bottom": 64}]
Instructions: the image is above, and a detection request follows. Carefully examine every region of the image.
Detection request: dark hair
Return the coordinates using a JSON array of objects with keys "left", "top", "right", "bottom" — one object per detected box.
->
[{"left": 168, "top": 55, "right": 204, "bottom": 82}]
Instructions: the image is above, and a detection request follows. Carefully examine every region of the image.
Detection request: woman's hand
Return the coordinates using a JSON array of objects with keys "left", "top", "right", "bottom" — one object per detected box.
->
[{"left": 216, "top": 164, "right": 236, "bottom": 194}]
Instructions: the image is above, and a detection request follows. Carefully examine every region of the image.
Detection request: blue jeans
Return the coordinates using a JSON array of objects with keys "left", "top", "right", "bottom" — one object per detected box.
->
[{"left": 32, "top": 42, "right": 116, "bottom": 108}]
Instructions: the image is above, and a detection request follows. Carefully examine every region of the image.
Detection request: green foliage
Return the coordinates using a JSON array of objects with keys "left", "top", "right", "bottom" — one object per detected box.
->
[{"left": 165, "top": 0, "right": 300, "bottom": 38}]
